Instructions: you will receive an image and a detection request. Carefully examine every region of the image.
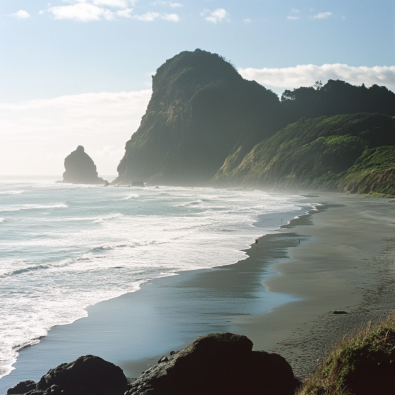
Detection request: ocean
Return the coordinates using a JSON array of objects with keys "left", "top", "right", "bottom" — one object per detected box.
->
[{"left": 0, "top": 177, "right": 315, "bottom": 383}]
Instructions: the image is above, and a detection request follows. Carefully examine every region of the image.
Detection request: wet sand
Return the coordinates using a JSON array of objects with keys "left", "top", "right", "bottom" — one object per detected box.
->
[
  {"left": 2, "top": 193, "right": 395, "bottom": 393},
  {"left": 233, "top": 193, "right": 395, "bottom": 379}
]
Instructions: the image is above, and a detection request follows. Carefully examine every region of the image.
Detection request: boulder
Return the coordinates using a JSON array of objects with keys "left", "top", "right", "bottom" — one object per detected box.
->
[
  {"left": 7, "top": 380, "right": 36, "bottom": 394},
  {"left": 62, "top": 146, "right": 107, "bottom": 185},
  {"left": 125, "top": 333, "right": 299, "bottom": 395},
  {"left": 35, "top": 355, "right": 127, "bottom": 395}
]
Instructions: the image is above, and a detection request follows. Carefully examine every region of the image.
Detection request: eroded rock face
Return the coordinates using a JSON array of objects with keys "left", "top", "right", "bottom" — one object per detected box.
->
[
  {"left": 125, "top": 333, "right": 299, "bottom": 395},
  {"left": 62, "top": 146, "right": 106, "bottom": 184}
]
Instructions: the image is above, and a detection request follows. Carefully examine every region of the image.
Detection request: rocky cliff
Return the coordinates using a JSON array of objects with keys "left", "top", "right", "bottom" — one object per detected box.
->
[
  {"left": 114, "top": 49, "right": 395, "bottom": 193},
  {"left": 115, "top": 49, "right": 281, "bottom": 185},
  {"left": 62, "top": 146, "right": 107, "bottom": 185}
]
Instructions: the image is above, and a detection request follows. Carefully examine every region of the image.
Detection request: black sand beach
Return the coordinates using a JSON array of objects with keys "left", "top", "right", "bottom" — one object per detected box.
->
[{"left": 2, "top": 193, "right": 395, "bottom": 393}]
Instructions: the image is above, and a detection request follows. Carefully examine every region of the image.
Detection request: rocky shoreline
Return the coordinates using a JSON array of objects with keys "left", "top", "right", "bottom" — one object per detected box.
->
[{"left": 7, "top": 334, "right": 299, "bottom": 395}]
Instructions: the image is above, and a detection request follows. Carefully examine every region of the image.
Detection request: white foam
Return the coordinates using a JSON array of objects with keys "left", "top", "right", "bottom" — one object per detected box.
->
[
  {"left": 0, "top": 190, "right": 24, "bottom": 195},
  {"left": 120, "top": 194, "right": 139, "bottom": 200},
  {"left": 0, "top": 203, "right": 68, "bottom": 213}
]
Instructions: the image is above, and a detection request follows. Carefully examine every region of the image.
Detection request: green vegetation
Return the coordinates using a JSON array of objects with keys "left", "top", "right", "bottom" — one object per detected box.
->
[
  {"left": 215, "top": 113, "right": 395, "bottom": 196},
  {"left": 115, "top": 49, "right": 395, "bottom": 192},
  {"left": 298, "top": 314, "right": 395, "bottom": 395}
]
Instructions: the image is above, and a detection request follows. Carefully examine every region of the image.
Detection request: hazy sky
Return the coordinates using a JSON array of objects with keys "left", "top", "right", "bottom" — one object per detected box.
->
[{"left": 1, "top": 0, "right": 395, "bottom": 175}]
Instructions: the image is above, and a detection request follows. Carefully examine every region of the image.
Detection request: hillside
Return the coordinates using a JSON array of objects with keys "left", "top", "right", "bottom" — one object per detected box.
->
[
  {"left": 115, "top": 50, "right": 395, "bottom": 191},
  {"left": 214, "top": 113, "right": 395, "bottom": 195},
  {"left": 115, "top": 49, "right": 280, "bottom": 185}
]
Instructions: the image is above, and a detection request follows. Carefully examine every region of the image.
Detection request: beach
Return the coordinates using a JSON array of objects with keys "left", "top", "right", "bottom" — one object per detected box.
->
[{"left": 1, "top": 192, "right": 395, "bottom": 393}]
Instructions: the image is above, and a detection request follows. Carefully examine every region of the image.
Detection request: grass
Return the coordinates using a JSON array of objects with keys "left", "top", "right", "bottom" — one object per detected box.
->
[{"left": 297, "top": 314, "right": 395, "bottom": 395}]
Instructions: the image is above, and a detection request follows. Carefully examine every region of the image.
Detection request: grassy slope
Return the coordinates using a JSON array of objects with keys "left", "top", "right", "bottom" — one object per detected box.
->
[
  {"left": 298, "top": 314, "right": 395, "bottom": 395},
  {"left": 214, "top": 113, "right": 395, "bottom": 196}
]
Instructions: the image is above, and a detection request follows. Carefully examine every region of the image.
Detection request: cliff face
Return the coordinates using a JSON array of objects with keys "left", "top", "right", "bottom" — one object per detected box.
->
[
  {"left": 214, "top": 113, "right": 395, "bottom": 195},
  {"left": 62, "top": 146, "right": 106, "bottom": 185},
  {"left": 115, "top": 49, "right": 281, "bottom": 185}
]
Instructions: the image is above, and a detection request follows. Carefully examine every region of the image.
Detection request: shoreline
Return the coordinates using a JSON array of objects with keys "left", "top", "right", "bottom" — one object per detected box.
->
[
  {"left": 233, "top": 193, "right": 395, "bottom": 378},
  {"left": 0, "top": 195, "right": 316, "bottom": 393},
  {"left": 2, "top": 192, "right": 395, "bottom": 392}
]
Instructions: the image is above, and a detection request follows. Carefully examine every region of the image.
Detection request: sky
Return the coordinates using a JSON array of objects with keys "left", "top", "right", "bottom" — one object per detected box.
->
[{"left": 1, "top": 0, "right": 395, "bottom": 176}]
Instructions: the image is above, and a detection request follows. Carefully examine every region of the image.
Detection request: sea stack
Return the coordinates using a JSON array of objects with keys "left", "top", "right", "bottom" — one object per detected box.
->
[{"left": 62, "top": 146, "right": 107, "bottom": 184}]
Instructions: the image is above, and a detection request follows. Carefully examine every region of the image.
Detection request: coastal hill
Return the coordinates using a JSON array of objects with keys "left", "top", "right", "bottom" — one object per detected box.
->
[
  {"left": 115, "top": 49, "right": 281, "bottom": 185},
  {"left": 215, "top": 113, "right": 395, "bottom": 196},
  {"left": 62, "top": 146, "right": 107, "bottom": 185},
  {"left": 115, "top": 49, "right": 395, "bottom": 194}
]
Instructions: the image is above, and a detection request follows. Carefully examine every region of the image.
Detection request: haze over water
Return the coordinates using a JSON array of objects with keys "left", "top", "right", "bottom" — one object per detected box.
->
[{"left": 0, "top": 177, "right": 315, "bottom": 382}]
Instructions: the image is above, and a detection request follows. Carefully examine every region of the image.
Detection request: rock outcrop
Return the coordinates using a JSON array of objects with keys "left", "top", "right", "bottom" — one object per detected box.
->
[
  {"left": 8, "top": 334, "right": 299, "bottom": 395},
  {"left": 62, "top": 146, "right": 106, "bottom": 185},
  {"left": 7, "top": 380, "right": 36, "bottom": 394},
  {"left": 115, "top": 49, "right": 281, "bottom": 185},
  {"left": 8, "top": 355, "right": 128, "bottom": 395},
  {"left": 125, "top": 333, "right": 299, "bottom": 395}
]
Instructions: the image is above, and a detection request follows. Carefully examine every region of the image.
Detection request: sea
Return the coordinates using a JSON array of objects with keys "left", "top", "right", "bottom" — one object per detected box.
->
[{"left": 0, "top": 176, "right": 316, "bottom": 383}]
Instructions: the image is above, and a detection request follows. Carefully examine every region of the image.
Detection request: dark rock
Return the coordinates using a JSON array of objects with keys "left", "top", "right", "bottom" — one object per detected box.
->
[
  {"left": 131, "top": 181, "right": 145, "bottom": 187},
  {"left": 333, "top": 310, "right": 349, "bottom": 314},
  {"left": 125, "top": 333, "right": 299, "bottom": 395},
  {"left": 25, "top": 390, "right": 44, "bottom": 395},
  {"left": 7, "top": 380, "right": 37, "bottom": 394},
  {"left": 62, "top": 146, "right": 107, "bottom": 185},
  {"left": 36, "top": 355, "right": 127, "bottom": 395}
]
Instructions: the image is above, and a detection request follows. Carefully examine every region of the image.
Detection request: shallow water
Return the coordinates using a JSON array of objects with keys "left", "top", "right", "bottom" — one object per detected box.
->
[{"left": 0, "top": 177, "right": 314, "bottom": 381}]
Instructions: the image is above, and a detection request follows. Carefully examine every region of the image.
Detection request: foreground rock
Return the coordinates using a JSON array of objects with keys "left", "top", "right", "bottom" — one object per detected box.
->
[
  {"left": 8, "top": 355, "right": 128, "bottom": 395},
  {"left": 62, "top": 146, "right": 107, "bottom": 184},
  {"left": 8, "top": 334, "right": 298, "bottom": 395},
  {"left": 7, "top": 381, "right": 36, "bottom": 394},
  {"left": 126, "top": 333, "right": 299, "bottom": 395}
]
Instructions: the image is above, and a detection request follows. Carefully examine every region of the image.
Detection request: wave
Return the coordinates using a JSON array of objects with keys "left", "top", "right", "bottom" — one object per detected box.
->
[
  {"left": 0, "top": 218, "right": 4, "bottom": 224},
  {"left": 120, "top": 194, "right": 139, "bottom": 200},
  {"left": 92, "top": 213, "right": 123, "bottom": 223},
  {"left": 0, "top": 190, "right": 24, "bottom": 195},
  {"left": 0, "top": 203, "right": 68, "bottom": 213}
]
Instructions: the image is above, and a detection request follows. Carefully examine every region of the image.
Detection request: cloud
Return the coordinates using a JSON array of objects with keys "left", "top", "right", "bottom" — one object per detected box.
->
[
  {"left": 49, "top": 3, "right": 115, "bottom": 21},
  {"left": 133, "top": 11, "right": 160, "bottom": 21},
  {"left": 47, "top": 0, "right": 136, "bottom": 21},
  {"left": 203, "top": 8, "right": 229, "bottom": 23},
  {"left": 132, "top": 11, "right": 179, "bottom": 21},
  {"left": 0, "top": 90, "right": 152, "bottom": 176},
  {"left": 161, "top": 13, "right": 179, "bottom": 21},
  {"left": 151, "top": 1, "right": 183, "bottom": 7},
  {"left": 238, "top": 64, "right": 395, "bottom": 93},
  {"left": 11, "top": 10, "right": 30, "bottom": 19},
  {"left": 311, "top": 12, "right": 332, "bottom": 19},
  {"left": 116, "top": 8, "right": 133, "bottom": 17},
  {"left": 287, "top": 16, "right": 299, "bottom": 20},
  {"left": 243, "top": 18, "right": 251, "bottom": 24},
  {"left": 92, "top": 0, "right": 130, "bottom": 8}
]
